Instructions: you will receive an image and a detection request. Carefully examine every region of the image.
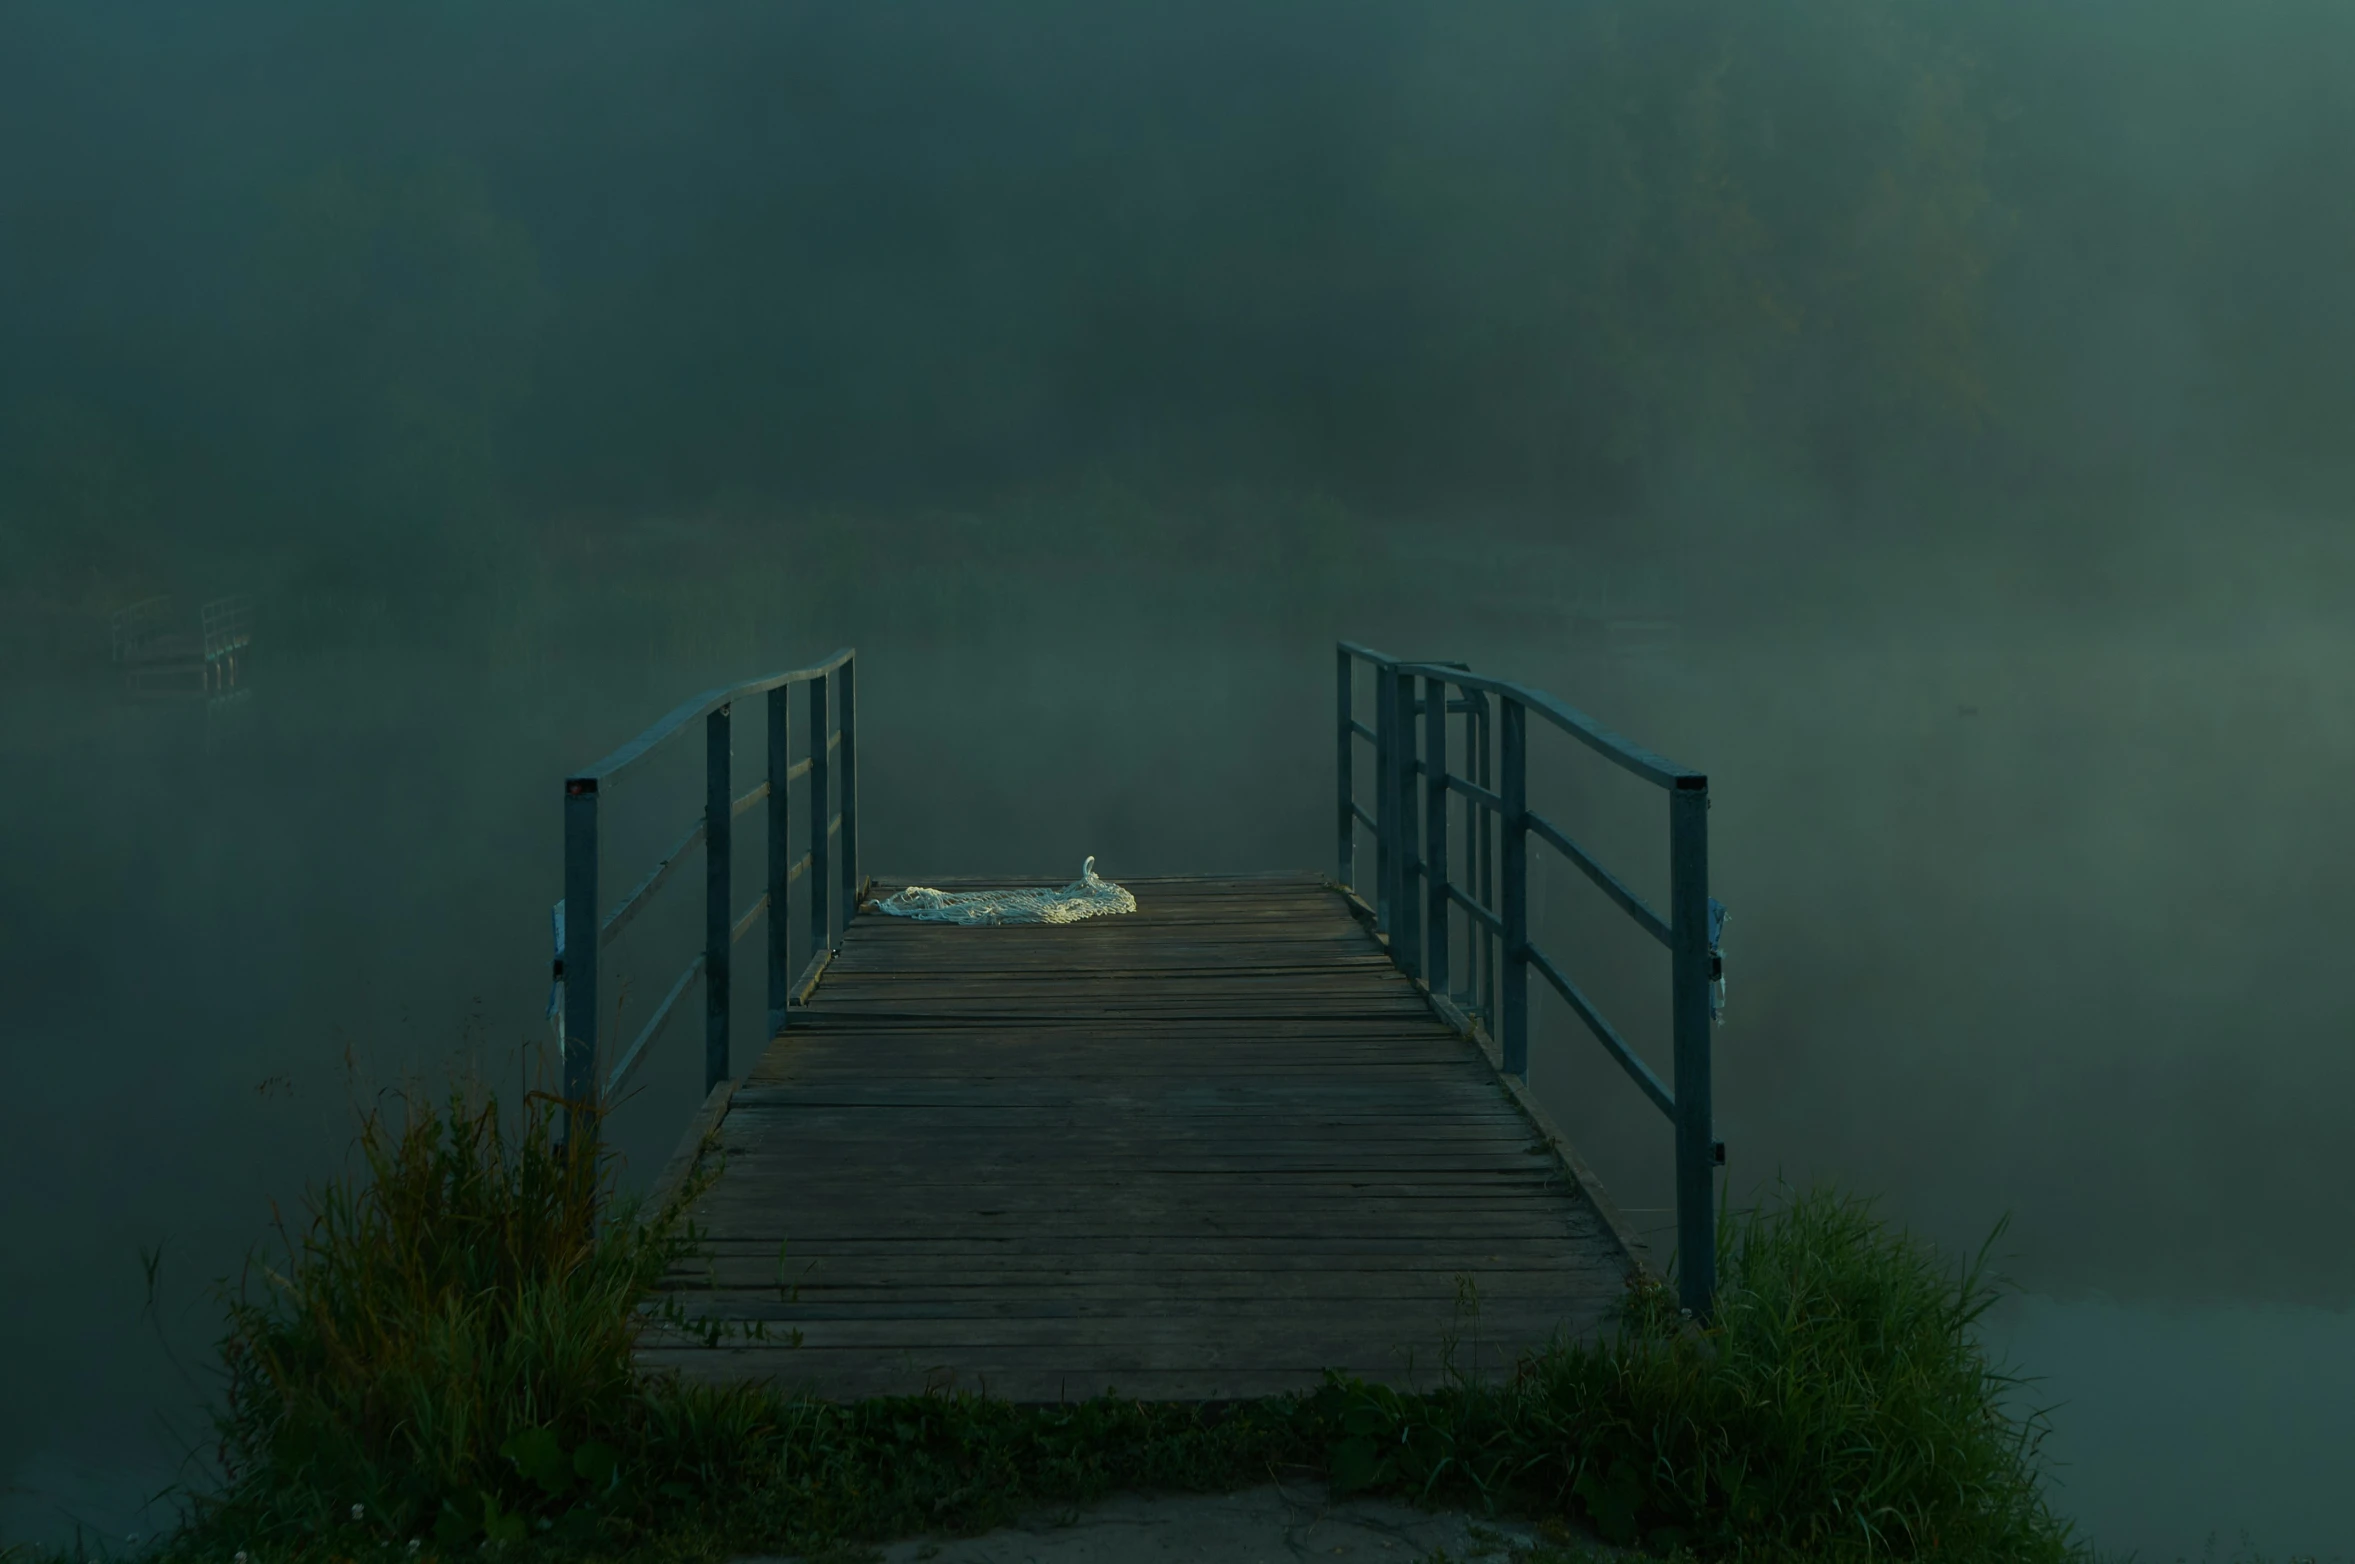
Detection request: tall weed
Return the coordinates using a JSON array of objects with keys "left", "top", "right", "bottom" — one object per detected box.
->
[
  {"left": 168, "top": 1096, "right": 2078, "bottom": 1563},
  {"left": 201, "top": 1090, "right": 707, "bottom": 1550}
]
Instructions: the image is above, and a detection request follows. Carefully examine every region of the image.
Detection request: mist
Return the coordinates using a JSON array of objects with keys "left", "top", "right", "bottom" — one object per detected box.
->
[{"left": 4, "top": 3, "right": 2352, "bottom": 1556}]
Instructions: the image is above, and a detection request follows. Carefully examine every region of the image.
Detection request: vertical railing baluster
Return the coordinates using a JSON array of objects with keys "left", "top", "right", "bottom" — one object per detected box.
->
[
  {"left": 1447, "top": 690, "right": 1465, "bottom": 1011},
  {"left": 1337, "top": 647, "right": 1355, "bottom": 892},
  {"left": 767, "top": 684, "right": 791, "bottom": 1036},
  {"left": 1500, "top": 698, "right": 1528, "bottom": 1079},
  {"left": 838, "top": 656, "right": 859, "bottom": 933},
  {"left": 1423, "top": 672, "right": 1449, "bottom": 996},
  {"left": 807, "top": 670, "right": 831, "bottom": 971},
  {"left": 1450, "top": 697, "right": 1469, "bottom": 1012},
  {"left": 562, "top": 775, "right": 600, "bottom": 1152},
  {"left": 1669, "top": 776, "right": 1717, "bottom": 1317},
  {"left": 1392, "top": 665, "right": 1421, "bottom": 981},
  {"left": 1476, "top": 694, "right": 1495, "bottom": 1030},
  {"left": 704, "top": 704, "right": 731, "bottom": 1094},
  {"left": 1373, "top": 661, "right": 1395, "bottom": 938}
]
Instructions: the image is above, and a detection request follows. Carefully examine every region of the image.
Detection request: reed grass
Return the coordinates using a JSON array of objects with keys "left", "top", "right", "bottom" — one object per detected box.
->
[
  {"left": 191, "top": 1089, "right": 704, "bottom": 1554},
  {"left": 134, "top": 1088, "right": 2085, "bottom": 1563}
]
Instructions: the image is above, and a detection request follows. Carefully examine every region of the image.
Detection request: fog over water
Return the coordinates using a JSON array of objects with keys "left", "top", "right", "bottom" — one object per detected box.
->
[{"left": 4, "top": 4, "right": 2352, "bottom": 1557}]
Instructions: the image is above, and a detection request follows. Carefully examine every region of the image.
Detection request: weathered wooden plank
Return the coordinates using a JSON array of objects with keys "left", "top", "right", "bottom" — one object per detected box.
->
[
  {"left": 674, "top": 1236, "right": 1619, "bottom": 1262},
  {"left": 639, "top": 1312, "right": 1603, "bottom": 1354},
  {"left": 680, "top": 1200, "right": 1590, "bottom": 1230},
  {"left": 664, "top": 1263, "right": 1619, "bottom": 1293},
  {"left": 705, "top": 1151, "right": 1561, "bottom": 1173},
  {"left": 643, "top": 874, "right": 1634, "bottom": 1401},
  {"left": 676, "top": 1262, "right": 1610, "bottom": 1290},
  {"left": 659, "top": 1277, "right": 1623, "bottom": 1305},
  {"left": 649, "top": 1287, "right": 1602, "bottom": 1319},
  {"left": 638, "top": 1362, "right": 1536, "bottom": 1403},
  {"left": 716, "top": 1087, "right": 1548, "bottom": 1117},
  {"left": 674, "top": 1214, "right": 1599, "bottom": 1245},
  {"left": 638, "top": 1325, "right": 1618, "bottom": 1397}
]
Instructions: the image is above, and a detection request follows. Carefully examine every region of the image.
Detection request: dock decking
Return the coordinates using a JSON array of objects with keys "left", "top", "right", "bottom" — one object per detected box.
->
[{"left": 640, "top": 872, "right": 1639, "bottom": 1402}]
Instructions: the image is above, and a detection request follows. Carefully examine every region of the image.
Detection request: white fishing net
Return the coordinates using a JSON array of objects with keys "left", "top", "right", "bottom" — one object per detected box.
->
[{"left": 870, "top": 856, "right": 1138, "bottom": 926}]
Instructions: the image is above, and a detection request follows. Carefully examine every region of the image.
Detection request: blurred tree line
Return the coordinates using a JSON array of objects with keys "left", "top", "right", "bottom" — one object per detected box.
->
[{"left": 1, "top": 0, "right": 2347, "bottom": 645}]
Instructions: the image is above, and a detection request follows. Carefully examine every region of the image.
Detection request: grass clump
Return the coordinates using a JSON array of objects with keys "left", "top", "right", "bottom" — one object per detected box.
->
[
  {"left": 193, "top": 1089, "right": 722, "bottom": 1554},
  {"left": 153, "top": 1089, "right": 2078, "bottom": 1563},
  {"left": 1321, "top": 1188, "right": 2078, "bottom": 1559}
]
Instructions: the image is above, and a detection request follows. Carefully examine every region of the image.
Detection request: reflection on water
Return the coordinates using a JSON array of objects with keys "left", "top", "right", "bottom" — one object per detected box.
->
[{"left": 1986, "top": 1295, "right": 2355, "bottom": 1560}]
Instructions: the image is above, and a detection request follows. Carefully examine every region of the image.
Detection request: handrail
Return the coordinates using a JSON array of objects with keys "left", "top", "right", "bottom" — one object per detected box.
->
[
  {"left": 555, "top": 649, "right": 861, "bottom": 1151},
  {"left": 1336, "top": 641, "right": 1725, "bottom": 1318},
  {"left": 1391, "top": 661, "right": 1694, "bottom": 790},
  {"left": 571, "top": 647, "right": 854, "bottom": 787}
]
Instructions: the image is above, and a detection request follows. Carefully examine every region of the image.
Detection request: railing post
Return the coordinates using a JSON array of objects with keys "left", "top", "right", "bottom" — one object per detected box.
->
[
  {"left": 807, "top": 670, "right": 831, "bottom": 970},
  {"left": 562, "top": 776, "right": 600, "bottom": 1151},
  {"left": 1423, "top": 673, "right": 1449, "bottom": 995},
  {"left": 1499, "top": 698, "right": 1528, "bottom": 1079},
  {"left": 1337, "top": 647, "right": 1355, "bottom": 891},
  {"left": 838, "top": 656, "right": 859, "bottom": 935},
  {"left": 1392, "top": 664, "right": 1421, "bottom": 982},
  {"left": 767, "top": 684, "right": 791, "bottom": 1035},
  {"left": 1373, "top": 661, "right": 1395, "bottom": 937},
  {"left": 704, "top": 704, "right": 732, "bottom": 1094},
  {"left": 1669, "top": 776, "right": 1718, "bottom": 1317},
  {"left": 1475, "top": 693, "right": 1495, "bottom": 1029}
]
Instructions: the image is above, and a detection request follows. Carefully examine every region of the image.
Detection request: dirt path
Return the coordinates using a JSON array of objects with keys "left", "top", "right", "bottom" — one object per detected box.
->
[{"left": 749, "top": 1481, "right": 1618, "bottom": 1563}]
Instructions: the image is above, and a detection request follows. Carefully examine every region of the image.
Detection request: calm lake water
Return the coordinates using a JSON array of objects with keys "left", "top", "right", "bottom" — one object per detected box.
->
[
  {"left": 1985, "top": 1295, "right": 2355, "bottom": 1561},
  {"left": 5, "top": 544, "right": 2351, "bottom": 1559}
]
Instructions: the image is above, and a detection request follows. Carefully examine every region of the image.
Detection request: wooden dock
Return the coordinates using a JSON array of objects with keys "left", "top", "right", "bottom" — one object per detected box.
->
[{"left": 640, "top": 872, "right": 1641, "bottom": 1402}]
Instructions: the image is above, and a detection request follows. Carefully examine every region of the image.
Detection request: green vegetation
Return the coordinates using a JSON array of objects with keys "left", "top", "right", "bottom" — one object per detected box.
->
[{"left": 113, "top": 1089, "right": 2081, "bottom": 1562}]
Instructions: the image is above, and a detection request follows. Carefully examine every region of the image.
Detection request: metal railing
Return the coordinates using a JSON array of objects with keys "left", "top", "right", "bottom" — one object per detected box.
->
[
  {"left": 110, "top": 593, "right": 254, "bottom": 699},
  {"left": 1337, "top": 641, "right": 1725, "bottom": 1316},
  {"left": 555, "top": 648, "right": 859, "bottom": 1149},
  {"left": 200, "top": 594, "right": 255, "bottom": 663}
]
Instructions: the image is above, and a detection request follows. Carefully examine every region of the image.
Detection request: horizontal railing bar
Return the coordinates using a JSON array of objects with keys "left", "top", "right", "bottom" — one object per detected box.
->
[
  {"left": 1446, "top": 773, "right": 1504, "bottom": 813},
  {"left": 1348, "top": 719, "right": 1376, "bottom": 742},
  {"left": 605, "top": 952, "right": 704, "bottom": 1099},
  {"left": 731, "top": 891, "right": 770, "bottom": 946},
  {"left": 826, "top": 812, "right": 842, "bottom": 837},
  {"left": 1527, "top": 944, "right": 1675, "bottom": 1118},
  {"left": 1446, "top": 881, "right": 1504, "bottom": 935},
  {"left": 1526, "top": 809, "right": 1673, "bottom": 948},
  {"left": 599, "top": 778, "right": 795, "bottom": 951},
  {"left": 789, "top": 946, "right": 832, "bottom": 1006},
  {"left": 783, "top": 756, "right": 813, "bottom": 784},
  {"left": 570, "top": 647, "right": 854, "bottom": 788},
  {"left": 1392, "top": 660, "right": 1699, "bottom": 792},
  {"left": 1338, "top": 644, "right": 1471, "bottom": 674},
  {"left": 784, "top": 851, "right": 812, "bottom": 885},
  {"left": 600, "top": 815, "right": 706, "bottom": 949},
  {"left": 1349, "top": 801, "right": 1377, "bottom": 832},
  {"left": 827, "top": 730, "right": 841, "bottom": 753}
]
